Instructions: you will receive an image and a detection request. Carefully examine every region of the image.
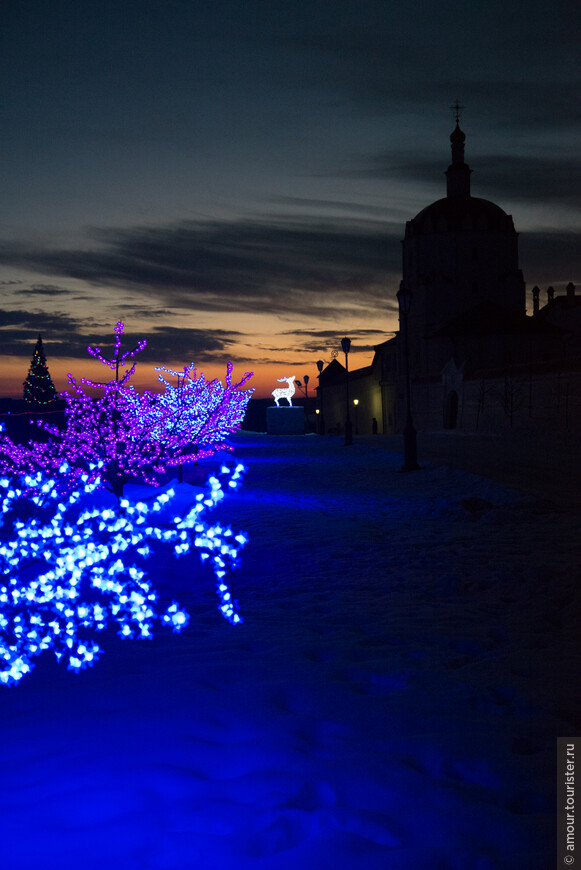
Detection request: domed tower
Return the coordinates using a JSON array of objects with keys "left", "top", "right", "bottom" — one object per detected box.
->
[{"left": 400, "top": 120, "right": 526, "bottom": 380}]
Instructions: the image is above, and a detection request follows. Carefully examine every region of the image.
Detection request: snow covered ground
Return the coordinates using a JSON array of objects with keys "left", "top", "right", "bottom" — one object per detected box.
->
[{"left": 1, "top": 432, "right": 579, "bottom": 869}]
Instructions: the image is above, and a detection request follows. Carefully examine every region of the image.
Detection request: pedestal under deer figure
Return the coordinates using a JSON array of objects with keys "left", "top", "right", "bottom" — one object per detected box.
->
[{"left": 271, "top": 376, "right": 296, "bottom": 407}]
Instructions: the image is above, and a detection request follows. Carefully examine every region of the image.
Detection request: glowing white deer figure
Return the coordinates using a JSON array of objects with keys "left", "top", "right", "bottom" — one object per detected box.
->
[{"left": 272, "top": 375, "right": 296, "bottom": 407}]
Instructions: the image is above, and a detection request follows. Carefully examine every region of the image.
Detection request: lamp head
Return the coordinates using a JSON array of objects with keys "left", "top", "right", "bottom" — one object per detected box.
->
[{"left": 397, "top": 282, "right": 412, "bottom": 314}]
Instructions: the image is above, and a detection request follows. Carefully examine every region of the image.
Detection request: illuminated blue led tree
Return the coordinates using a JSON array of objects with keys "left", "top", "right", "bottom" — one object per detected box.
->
[
  {"left": 137, "top": 362, "right": 253, "bottom": 472},
  {"left": 0, "top": 323, "right": 253, "bottom": 685},
  {"left": 0, "top": 463, "right": 247, "bottom": 685}
]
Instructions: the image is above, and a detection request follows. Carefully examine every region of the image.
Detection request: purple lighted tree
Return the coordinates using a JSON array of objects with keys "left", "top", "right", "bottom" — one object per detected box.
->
[{"left": 0, "top": 323, "right": 253, "bottom": 498}]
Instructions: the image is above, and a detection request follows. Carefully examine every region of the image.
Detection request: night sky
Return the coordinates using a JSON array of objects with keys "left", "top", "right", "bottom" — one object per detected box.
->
[{"left": 1, "top": 0, "right": 579, "bottom": 397}]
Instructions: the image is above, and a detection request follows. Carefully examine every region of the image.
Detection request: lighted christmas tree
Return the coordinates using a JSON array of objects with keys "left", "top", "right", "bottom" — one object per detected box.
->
[{"left": 23, "top": 334, "right": 57, "bottom": 407}]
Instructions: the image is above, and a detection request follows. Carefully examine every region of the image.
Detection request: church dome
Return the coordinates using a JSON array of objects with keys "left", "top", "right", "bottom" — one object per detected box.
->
[
  {"left": 404, "top": 116, "right": 517, "bottom": 238},
  {"left": 405, "top": 196, "right": 516, "bottom": 238},
  {"left": 450, "top": 123, "right": 466, "bottom": 146}
]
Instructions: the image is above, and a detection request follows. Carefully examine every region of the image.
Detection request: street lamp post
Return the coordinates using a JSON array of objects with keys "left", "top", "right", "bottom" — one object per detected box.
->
[
  {"left": 396, "top": 283, "right": 420, "bottom": 471},
  {"left": 341, "top": 337, "right": 353, "bottom": 445},
  {"left": 353, "top": 398, "right": 359, "bottom": 434},
  {"left": 316, "top": 360, "right": 325, "bottom": 434}
]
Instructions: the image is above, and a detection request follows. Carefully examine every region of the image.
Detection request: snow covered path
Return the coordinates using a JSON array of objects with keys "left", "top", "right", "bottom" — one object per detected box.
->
[
  {"left": 382, "top": 428, "right": 581, "bottom": 508},
  {"left": 1, "top": 434, "right": 579, "bottom": 869}
]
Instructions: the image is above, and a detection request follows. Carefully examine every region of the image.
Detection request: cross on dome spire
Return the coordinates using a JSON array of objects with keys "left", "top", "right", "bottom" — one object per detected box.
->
[
  {"left": 450, "top": 100, "right": 464, "bottom": 125},
  {"left": 446, "top": 101, "right": 471, "bottom": 197}
]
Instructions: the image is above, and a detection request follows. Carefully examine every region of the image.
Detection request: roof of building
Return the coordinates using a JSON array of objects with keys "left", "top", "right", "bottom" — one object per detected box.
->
[
  {"left": 317, "top": 358, "right": 344, "bottom": 383},
  {"left": 317, "top": 353, "right": 384, "bottom": 386},
  {"left": 405, "top": 195, "right": 515, "bottom": 238},
  {"left": 538, "top": 295, "right": 581, "bottom": 315},
  {"left": 373, "top": 335, "right": 397, "bottom": 352},
  {"left": 405, "top": 120, "right": 517, "bottom": 238},
  {"left": 430, "top": 301, "right": 565, "bottom": 338}
]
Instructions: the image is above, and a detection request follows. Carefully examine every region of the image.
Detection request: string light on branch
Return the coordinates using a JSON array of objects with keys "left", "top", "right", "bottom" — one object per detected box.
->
[
  {"left": 0, "top": 323, "right": 253, "bottom": 685},
  {"left": 23, "top": 334, "right": 57, "bottom": 407},
  {"left": 0, "top": 322, "right": 254, "bottom": 498},
  {"left": 0, "top": 463, "right": 247, "bottom": 686}
]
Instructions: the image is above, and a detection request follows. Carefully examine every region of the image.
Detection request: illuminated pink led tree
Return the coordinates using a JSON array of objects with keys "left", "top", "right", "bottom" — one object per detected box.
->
[{"left": 0, "top": 323, "right": 253, "bottom": 498}]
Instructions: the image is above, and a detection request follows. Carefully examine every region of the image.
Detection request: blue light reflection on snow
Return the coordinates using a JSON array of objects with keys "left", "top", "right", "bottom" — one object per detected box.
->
[{"left": 0, "top": 463, "right": 247, "bottom": 685}]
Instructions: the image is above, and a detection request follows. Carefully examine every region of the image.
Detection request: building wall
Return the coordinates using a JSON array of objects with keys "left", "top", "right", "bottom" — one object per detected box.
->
[
  {"left": 319, "top": 335, "right": 581, "bottom": 437},
  {"left": 351, "top": 378, "right": 384, "bottom": 435},
  {"left": 408, "top": 363, "right": 581, "bottom": 433},
  {"left": 317, "top": 363, "right": 390, "bottom": 436},
  {"left": 461, "top": 367, "right": 581, "bottom": 432},
  {"left": 404, "top": 231, "right": 523, "bottom": 330}
]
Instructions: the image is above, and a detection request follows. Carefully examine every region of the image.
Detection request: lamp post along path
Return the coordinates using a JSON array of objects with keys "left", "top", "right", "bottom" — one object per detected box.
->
[
  {"left": 316, "top": 360, "right": 325, "bottom": 434},
  {"left": 397, "top": 283, "right": 420, "bottom": 471},
  {"left": 341, "top": 337, "right": 353, "bottom": 446}
]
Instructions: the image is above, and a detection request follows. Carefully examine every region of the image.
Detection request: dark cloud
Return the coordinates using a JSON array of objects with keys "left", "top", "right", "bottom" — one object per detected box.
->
[
  {"left": 0, "top": 217, "right": 402, "bottom": 319},
  {"left": 0, "top": 309, "right": 244, "bottom": 364},
  {"left": 15, "top": 284, "right": 73, "bottom": 298},
  {"left": 281, "top": 327, "right": 393, "bottom": 338},
  {"left": 0, "top": 326, "right": 82, "bottom": 358},
  {"left": 0, "top": 309, "right": 80, "bottom": 337},
  {"left": 143, "top": 326, "right": 243, "bottom": 363},
  {"left": 276, "top": 326, "right": 393, "bottom": 356},
  {"left": 351, "top": 149, "right": 581, "bottom": 210},
  {"left": 471, "top": 156, "right": 581, "bottom": 209},
  {"left": 270, "top": 196, "right": 390, "bottom": 217},
  {"left": 114, "top": 305, "right": 181, "bottom": 320},
  {"left": 282, "top": 6, "right": 581, "bottom": 114}
]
